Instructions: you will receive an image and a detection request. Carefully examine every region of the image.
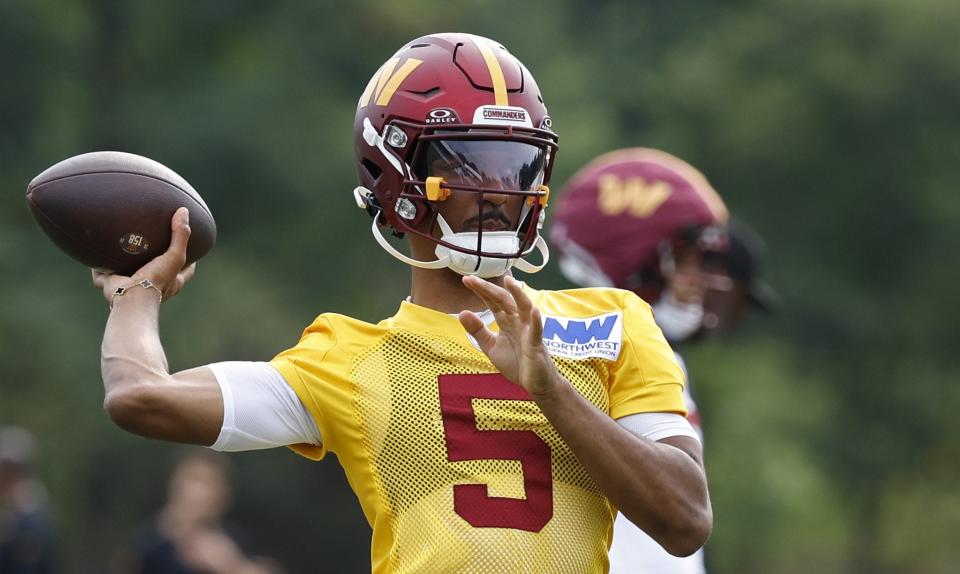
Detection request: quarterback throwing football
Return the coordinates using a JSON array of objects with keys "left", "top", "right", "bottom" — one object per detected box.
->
[{"left": 92, "top": 34, "right": 712, "bottom": 573}]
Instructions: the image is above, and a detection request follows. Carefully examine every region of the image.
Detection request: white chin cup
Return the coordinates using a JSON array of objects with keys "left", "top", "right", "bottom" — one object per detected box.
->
[
  {"left": 652, "top": 291, "right": 705, "bottom": 342},
  {"left": 435, "top": 231, "right": 521, "bottom": 278},
  {"left": 367, "top": 214, "right": 549, "bottom": 277}
]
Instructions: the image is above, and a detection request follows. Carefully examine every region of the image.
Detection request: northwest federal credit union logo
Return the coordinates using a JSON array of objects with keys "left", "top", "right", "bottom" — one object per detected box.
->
[{"left": 540, "top": 312, "right": 623, "bottom": 361}]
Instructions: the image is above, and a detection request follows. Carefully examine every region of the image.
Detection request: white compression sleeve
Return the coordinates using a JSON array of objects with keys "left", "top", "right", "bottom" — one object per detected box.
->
[
  {"left": 208, "top": 361, "right": 322, "bottom": 452},
  {"left": 208, "top": 362, "right": 691, "bottom": 451},
  {"left": 616, "top": 412, "right": 702, "bottom": 444}
]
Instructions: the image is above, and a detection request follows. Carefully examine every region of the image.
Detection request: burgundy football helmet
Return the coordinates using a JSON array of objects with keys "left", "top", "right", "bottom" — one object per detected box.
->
[
  {"left": 550, "top": 148, "right": 729, "bottom": 302},
  {"left": 353, "top": 33, "right": 558, "bottom": 277}
]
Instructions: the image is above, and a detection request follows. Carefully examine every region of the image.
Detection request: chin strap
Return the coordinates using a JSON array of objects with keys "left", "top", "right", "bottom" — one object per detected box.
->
[
  {"left": 367, "top": 215, "right": 551, "bottom": 276},
  {"left": 512, "top": 235, "right": 549, "bottom": 274},
  {"left": 369, "top": 216, "right": 448, "bottom": 270}
]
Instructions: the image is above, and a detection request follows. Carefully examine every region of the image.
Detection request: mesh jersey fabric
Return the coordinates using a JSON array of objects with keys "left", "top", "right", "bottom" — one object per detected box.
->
[{"left": 271, "top": 286, "right": 686, "bottom": 574}]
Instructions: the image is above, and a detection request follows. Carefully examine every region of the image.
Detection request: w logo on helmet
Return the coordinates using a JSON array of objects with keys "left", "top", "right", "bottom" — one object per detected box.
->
[
  {"left": 358, "top": 58, "right": 423, "bottom": 108},
  {"left": 597, "top": 174, "right": 673, "bottom": 218}
]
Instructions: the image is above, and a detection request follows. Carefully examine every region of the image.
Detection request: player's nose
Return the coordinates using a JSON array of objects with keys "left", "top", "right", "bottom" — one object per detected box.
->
[{"left": 481, "top": 177, "right": 512, "bottom": 205}]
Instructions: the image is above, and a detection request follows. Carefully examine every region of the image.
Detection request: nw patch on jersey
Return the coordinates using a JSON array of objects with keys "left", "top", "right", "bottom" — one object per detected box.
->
[{"left": 540, "top": 312, "right": 623, "bottom": 361}]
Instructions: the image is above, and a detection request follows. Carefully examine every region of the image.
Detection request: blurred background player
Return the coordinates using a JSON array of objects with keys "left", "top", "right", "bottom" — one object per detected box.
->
[
  {"left": 113, "top": 449, "right": 282, "bottom": 574},
  {"left": 0, "top": 426, "right": 58, "bottom": 574},
  {"left": 692, "top": 220, "right": 777, "bottom": 338},
  {"left": 550, "top": 148, "right": 774, "bottom": 573}
]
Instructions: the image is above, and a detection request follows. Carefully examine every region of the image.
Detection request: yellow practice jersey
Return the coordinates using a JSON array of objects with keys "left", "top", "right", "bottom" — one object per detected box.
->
[{"left": 271, "top": 286, "right": 686, "bottom": 574}]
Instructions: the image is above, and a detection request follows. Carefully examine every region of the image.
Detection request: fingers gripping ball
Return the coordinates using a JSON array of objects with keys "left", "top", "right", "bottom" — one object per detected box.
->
[{"left": 26, "top": 151, "right": 217, "bottom": 275}]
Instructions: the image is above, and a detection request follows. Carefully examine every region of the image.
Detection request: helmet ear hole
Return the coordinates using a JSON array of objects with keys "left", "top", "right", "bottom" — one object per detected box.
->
[{"left": 361, "top": 158, "right": 383, "bottom": 181}]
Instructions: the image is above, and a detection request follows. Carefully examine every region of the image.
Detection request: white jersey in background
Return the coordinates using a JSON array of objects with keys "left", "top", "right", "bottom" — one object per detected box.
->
[{"left": 608, "top": 354, "right": 707, "bottom": 574}]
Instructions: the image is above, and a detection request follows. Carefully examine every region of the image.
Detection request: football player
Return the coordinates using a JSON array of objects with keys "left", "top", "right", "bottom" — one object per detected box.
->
[
  {"left": 91, "top": 35, "right": 712, "bottom": 573},
  {"left": 695, "top": 220, "right": 777, "bottom": 337},
  {"left": 551, "top": 148, "right": 774, "bottom": 573}
]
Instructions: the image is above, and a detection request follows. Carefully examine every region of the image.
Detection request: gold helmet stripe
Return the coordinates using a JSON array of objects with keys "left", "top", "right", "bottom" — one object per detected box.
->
[
  {"left": 470, "top": 36, "right": 509, "bottom": 106},
  {"left": 375, "top": 58, "right": 422, "bottom": 106},
  {"left": 359, "top": 58, "right": 394, "bottom": 108},
  {"left": 359, "top": 58, "right": 424, "bottom": 108},
  {"left": 371, "top": 58, "right": 400, "bottom": 105}
]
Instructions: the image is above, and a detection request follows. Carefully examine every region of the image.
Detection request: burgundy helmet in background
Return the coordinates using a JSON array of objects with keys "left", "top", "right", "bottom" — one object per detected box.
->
[{"left": 550, "top": 148, "right": 728, "bottom": 301}]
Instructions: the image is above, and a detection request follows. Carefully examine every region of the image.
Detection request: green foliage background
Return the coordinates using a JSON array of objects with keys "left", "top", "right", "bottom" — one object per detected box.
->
[{"left": 1, "top": 0, "right": 957, "bottom": 572}]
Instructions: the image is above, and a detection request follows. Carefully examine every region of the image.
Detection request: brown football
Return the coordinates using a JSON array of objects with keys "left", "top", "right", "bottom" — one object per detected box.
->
[{"left": 26, "top": 151, "right": 217, "bottom": 276}]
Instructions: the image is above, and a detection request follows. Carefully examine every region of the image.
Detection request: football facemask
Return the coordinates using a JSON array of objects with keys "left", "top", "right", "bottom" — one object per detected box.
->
[{"left": 360, "top": 133, "right": 551, "bottom": 278}]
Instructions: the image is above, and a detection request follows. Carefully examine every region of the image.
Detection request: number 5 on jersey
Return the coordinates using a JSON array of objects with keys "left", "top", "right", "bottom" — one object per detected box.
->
[{"left": 438, "top": 373, "right": 553, "bottom": 532}]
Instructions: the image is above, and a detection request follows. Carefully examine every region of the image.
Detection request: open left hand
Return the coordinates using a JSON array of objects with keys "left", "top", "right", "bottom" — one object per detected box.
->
[{"left": 459, "top": 275, "right": 562, "bottom": 397}]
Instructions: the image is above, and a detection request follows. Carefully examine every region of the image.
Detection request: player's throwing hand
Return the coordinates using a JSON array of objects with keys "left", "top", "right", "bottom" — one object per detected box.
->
[{"left": 92, "top": 207, "right": 197, "bottom": 305}]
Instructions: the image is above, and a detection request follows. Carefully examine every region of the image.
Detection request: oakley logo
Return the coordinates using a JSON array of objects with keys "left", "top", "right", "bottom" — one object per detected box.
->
[
  {"left": 426, "top": 108, "right": 459, "bottom": 124},
  {"left": 540, "top": 312, "right": 623, "bottom": 361}
]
